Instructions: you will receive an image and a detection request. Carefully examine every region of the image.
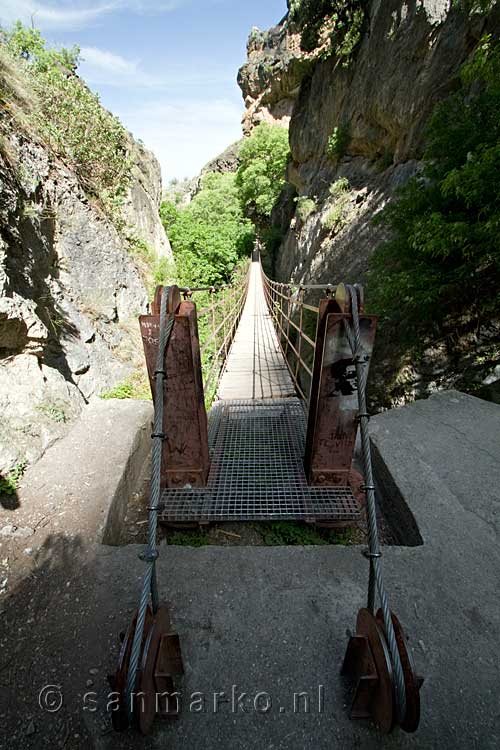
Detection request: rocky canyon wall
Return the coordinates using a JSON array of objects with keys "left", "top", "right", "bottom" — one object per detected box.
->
[
  {"left": 238, "top": 0, "right": 500, "bottom": 406},
  {"left": 0, "top": 94, "right": 171, "bottom": 473}
]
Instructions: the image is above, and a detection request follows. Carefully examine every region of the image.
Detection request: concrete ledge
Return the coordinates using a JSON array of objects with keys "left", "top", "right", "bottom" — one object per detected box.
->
[
  {"left": 370, "top": 389, "right": 500, "bottom": 544},
  {"left": 16, "top": 398, "right": 153, "bottom": 545}
]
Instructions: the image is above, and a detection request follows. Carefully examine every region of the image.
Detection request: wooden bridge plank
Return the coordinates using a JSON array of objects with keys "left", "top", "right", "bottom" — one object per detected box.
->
[{"left": 217, "top": 261, "right": 295, "bottom": 401}]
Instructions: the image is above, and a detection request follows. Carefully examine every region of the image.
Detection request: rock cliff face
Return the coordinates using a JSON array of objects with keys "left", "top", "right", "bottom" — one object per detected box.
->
[
  {"left": 124, "top": 138, "right": 172, "bottom": 258},
  {"left": 0, "top": 123, "right": 170, "bottom": 473},
  {"left": 238, "top": 0, "right": 500, "bottom": 406},
  {"left": 238, "top": 20, "right": 311, "bottom": 135}
]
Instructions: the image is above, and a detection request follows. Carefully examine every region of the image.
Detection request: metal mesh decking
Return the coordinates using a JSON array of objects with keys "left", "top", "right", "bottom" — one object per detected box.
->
[{"left": 158, "top": 398, "right": 361, "bottom": 523}]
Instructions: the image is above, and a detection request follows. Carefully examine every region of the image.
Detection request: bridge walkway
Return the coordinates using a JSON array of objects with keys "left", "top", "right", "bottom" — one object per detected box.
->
[
  {"left": 158, "top": 259, "right": 360, "bottom": 525},
  {"left": 217, "top": 260, "right": 295, "bottom": 400}
]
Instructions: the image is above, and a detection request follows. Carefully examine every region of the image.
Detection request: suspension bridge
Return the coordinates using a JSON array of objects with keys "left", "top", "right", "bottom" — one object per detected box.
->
[{"left": 110, "top": 253, "right": 422, "bottom": 736}]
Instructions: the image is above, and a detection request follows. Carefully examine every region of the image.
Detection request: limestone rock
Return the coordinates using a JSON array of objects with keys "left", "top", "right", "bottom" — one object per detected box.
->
[
  {"left": 123, "top": 137, "right": 173, "bottom": 258},
  {"left": 237, "top": 1, "right": 500, "bottom": 406},
  {"left": 238, "top": 21, "right": 312, "bottom": 134},
  {"left": 0, "top": 109, "right": 164, "bottom": 471}
]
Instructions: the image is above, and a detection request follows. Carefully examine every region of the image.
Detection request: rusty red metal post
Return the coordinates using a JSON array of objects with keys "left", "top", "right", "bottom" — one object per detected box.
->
[
  {"left": 304, "top": 286, "right": 376, "bottom": 490},
  {"left": 140, "top": 285, "right": 210, "bottom": 489}
]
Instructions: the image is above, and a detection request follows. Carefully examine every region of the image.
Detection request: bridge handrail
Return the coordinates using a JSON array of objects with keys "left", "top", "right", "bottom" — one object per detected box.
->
[
  {"left": 261, "top": 264, "right": 337, "bottom": 402},
  {"left": 183, "top": 261, "right": 250, "bottom": 401}
]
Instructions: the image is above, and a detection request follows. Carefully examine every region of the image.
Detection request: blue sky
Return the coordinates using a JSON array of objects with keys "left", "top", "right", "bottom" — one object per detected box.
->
[{"left": 0, "top": 0, "right": 287, "bottom": 182}]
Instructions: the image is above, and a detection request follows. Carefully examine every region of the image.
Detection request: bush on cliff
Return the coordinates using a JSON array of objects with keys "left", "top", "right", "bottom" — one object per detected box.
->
[
  {"left": 371, "top": 35, "right": 500, "bottom": 335},
  {"left": 288, "top": 0, "right": 366, "bottom": 61},
  {"left": 1, "top": 22, "right": 130, "bottom": 207}
]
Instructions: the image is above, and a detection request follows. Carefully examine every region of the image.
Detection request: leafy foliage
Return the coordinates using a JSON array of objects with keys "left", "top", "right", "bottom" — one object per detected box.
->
[
  {"left": 100, "top": 383, "right": 136, "bottom": 400},
  {"left": 288, "top": 0, "right": 366, "bottom": 62},
  {"left": 326, "top": 123, "right": 350, "bottom": 160},
  {"left": 168, "top": 530, "right": 211, "bottom": 547},
  {"left": 322, "top": 177, "right": 351, "bottom": 230},
  {"left": 236, "top": 122, "right": 290, "bottom": 223},
  {"left": 370, "top": 36, "right": 500, "bottom": 334},
  {"left": 36, "top": 403, "right": 67, "bottom": 422},
  {"left": 162, "top": 172, "right": 255, "bottom": 287},
  {"left": 100, "top": 371, "right": 151, "bottom": 401},
  {"left": 0, "top": 461, "right": 27, "bottom": 495},
  {"left": 295, "top": 196, "right": 316, "bottom": 223},
  {"left": 2, "top": 22, "right": 130, "bottom": 206},
  {"left": 452, "top": 0, "right": 496, "bottom": 12},
  {"left": 261, "top": 521, "right": 352, "bottom": 546}
]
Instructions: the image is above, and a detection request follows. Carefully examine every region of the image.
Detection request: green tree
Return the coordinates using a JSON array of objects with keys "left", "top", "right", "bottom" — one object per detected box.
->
[
  {"left": 371, "top": 35, "right": 500, "bottom": 334},
  {"left": 236, "top": 122, "right": 290, "bottom": 223},
  {"left": 160, "top": 172, "right": 254, "bottom": 287},
  {"left": 159, "top": 200, "right": 180, "bottom": 232}
]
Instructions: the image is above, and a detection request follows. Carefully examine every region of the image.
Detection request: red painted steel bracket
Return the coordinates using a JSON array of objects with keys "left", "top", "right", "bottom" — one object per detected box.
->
[
  {"left": 140, "top": 285, "right": 210, "bottom": 489},
  {"left": 304, "top": 290, "right": 377, "bottom": 491}
]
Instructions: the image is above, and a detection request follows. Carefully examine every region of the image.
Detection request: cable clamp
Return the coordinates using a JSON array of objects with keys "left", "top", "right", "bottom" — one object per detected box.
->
[
  {"left": 361, "top": 483, "right": 376, "bottom": 492},
  {"left": 154, "top": 369, "right": 166, "bottom": 378},
  {"left": 138, "top": 549, "right": 159, "bottom": 563},
  {"left": 363, "top": 550, "right": 382, "bottom": 560},
  {"left": 151, "top": 432, "right": 167, "bottom": 440},
  {"left": 357, "top": 412, "right": 371, "bottom": 422},
  {"left": 146, "top": 506, "right": 160, "bottom": 512}
]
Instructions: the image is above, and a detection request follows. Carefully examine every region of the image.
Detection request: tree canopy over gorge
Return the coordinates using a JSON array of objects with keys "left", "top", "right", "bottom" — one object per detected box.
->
[
  {"left": 160, "top": 172, "right": 255, "bottom": 287},
  {"left": 371, "top": 35, "right": 500, "bottom": 337},
  {"left": 236, "top": 122, "right": 290, "bottom": 224},
  {"left": 161, "top": 123, "right": 290, "bottom": 286}
]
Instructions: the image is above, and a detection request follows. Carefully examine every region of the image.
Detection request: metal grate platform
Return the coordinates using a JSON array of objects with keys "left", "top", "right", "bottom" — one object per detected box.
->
[{"left": 158, "top": 398, "right": 362, "bottom": 523}]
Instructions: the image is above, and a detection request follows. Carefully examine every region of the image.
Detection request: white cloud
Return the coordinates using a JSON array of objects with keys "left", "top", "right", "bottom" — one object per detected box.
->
[
  {"left": 0, "top": 1, "right": 117, "bottom": 30},
  {"left": 78, "top": 45, "right": 234, "bottom": 91},
  {"left": 0, "top": 0, "right": 190, "bottom": 31},
  {"left": 79, "top": 46, "right": 162, "bottom": 88},
  {"left": 120, "top": 98, "right": 243, "bottom": 181}
]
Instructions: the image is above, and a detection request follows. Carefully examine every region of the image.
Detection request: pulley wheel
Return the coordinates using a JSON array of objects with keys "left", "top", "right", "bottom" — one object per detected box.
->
[
  {"left": 109, "top": 607, "right": 154, "bottom": 731},
  {"left": 355, "top": 608, "right": 395, "bottom": 733},
  {"left": 376, "top": 609, "right": 422, "bottom": 733},
  {"left": 110, "top": 603, "right": 183, "bottom": 734},
  {"left": 136, "top": 604, "right": 178, "bottom": 734}
]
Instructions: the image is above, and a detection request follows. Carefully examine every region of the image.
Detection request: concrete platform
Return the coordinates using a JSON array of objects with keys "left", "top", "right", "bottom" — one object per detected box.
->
[{"left": 1, "top": 391, "right": 499, "bottom": 749}]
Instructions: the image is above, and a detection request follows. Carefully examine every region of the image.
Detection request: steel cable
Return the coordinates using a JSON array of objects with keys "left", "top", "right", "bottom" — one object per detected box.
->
[
  {"left": 344, "top": 285, "right": 407, "bottom": 724},
  {"left": 125, "top": 287, "right": 175, "bottom": 722}
]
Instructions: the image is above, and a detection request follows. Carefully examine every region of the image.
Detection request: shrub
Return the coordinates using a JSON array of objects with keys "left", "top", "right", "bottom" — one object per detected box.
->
[
  {"left": 452, "top": 0, "right": 496, "bottom": 11},
  {"left": 100, "top": 373, "right": 150, "bottom": 400},
  {"left": 288, "top": 0, "right": 366, "bottom": 63},
  {"left": 326, "top": 123, "right": 350, "bottom": 160},
  {"left": 370, "top": 35, "right": 500, "bottom": 334},
  {"left": 36, "top": 403, "right": 67, "bottom": 423},
  {"left": 295, "top": 196, "right": 316, "bottom": 222},
  {"left": 322, "top": 177, "right": 351, "bottom": 230},
  {"left": 236, "top": 122, "right": 290, "bottom": 223},
  {"left": 329, "top": 176, "right": 349, "bottom": 197},
  {"left": 2, "top": 22, "right": 130, "bottom": 207},
  {"left": 0, "top": 461, "right": 27, "bottom": 495}
]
